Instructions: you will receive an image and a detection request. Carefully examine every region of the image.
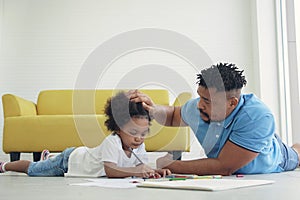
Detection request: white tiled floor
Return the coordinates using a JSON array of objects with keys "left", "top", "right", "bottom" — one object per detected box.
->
[{"left": 1, "top": 169, "right": 300, "bottom": 200}]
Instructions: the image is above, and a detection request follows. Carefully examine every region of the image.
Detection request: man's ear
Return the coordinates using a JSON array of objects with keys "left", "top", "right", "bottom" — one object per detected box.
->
[{"left": 229, "top": 97, "right": 239, "bottom": 107}]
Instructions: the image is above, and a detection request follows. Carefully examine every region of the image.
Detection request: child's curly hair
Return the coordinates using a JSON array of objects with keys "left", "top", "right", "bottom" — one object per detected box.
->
[{"left": 104, "top": 91, "right": 151, "bottom": 132}]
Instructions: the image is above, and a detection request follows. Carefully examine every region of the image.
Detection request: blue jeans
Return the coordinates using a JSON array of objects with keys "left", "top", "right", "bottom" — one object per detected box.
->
[
  {"left": 276, "top": 135, "right": 299, "bottom": 171},
  {"left": 27, "top": 147, "right": 75, "bottom": 176}
]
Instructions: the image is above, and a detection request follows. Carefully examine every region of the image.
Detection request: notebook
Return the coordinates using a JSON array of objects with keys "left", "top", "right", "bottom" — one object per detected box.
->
[{"left": 137, "top": 179, "right": 275, "bottom": 191}]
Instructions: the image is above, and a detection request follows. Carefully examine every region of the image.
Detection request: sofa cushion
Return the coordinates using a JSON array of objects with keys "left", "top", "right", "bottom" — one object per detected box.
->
[{"left": 3, "top": 115, "right": 190, "bottom": 152}]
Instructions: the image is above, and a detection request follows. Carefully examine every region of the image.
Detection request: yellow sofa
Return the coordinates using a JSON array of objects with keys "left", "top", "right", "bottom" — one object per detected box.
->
[{"left": 2, "top": 89, "right": 191, "bottom": 161}]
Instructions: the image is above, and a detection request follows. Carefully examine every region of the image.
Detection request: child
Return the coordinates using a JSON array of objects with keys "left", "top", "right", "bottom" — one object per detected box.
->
[{"left": 0, "top": 92, "right": 171, "bottom": 178}]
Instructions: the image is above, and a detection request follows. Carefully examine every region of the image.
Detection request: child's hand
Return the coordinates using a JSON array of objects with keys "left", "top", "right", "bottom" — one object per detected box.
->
[
  {"left": 136, "top": 164, "right": 156, "bottom": 178},
  {"left": 147, "top": 169, "right": 171, "bottom": 179},
  {"left": 154, "top": 168, "right": 172, "bottom": 177}
]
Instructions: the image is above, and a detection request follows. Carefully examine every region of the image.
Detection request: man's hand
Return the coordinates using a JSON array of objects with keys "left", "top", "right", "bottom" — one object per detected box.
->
[
  {"left": 127, "top": 90, "right": 156, "bottom": 111},
  {"left": 127, "top": 90, "right": 176, "bottom": 125}
]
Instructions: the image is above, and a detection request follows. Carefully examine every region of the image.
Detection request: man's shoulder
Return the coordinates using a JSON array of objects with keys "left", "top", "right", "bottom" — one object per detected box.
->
[
  {"left": 242, "top": 93, "right": 269, "bottom": 108},
  {"left": 239, "top": 93, "right": 273, "bottom": 118}
]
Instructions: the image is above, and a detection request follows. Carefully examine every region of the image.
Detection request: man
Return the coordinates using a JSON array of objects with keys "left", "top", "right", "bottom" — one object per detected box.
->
[{"left": 129, "top": 63, "right": 300, "bottom": 175}]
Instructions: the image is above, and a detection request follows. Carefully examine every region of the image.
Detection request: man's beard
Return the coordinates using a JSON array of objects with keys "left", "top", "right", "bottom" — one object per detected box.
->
[{"left": 199, "top": 108, "right": 210, "bottom": 124}]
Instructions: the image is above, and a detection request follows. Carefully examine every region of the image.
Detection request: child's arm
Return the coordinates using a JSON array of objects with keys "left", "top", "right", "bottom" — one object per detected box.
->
[{"left": 104, "top": 161, "right": 158, "bottom": 178}]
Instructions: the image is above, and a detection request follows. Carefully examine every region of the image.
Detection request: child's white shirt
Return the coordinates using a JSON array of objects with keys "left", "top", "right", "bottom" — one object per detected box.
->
[{"left": 65, "top": 134, "right": 148, "bottom": 177}]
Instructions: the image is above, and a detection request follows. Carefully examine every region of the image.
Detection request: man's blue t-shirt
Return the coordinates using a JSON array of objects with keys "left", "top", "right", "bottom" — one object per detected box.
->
[{"left": 181, "top": 93, "right": 284, "bottom": 174}]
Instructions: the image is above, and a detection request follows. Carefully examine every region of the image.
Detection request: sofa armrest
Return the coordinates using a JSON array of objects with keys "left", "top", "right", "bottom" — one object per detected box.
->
[
  {"left": 2, "top": 94, "right": 37, "bottom": 118},
  {"left": 172, "top": 92, "right": 192, "bottom": 106}
]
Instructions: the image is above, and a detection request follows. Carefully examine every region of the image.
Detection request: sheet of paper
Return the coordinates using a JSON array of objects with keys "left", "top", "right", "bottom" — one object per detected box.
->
[
  {"left": 70, "top": 177, "right": 275, "bottom": 191},
  {"left": 70, "top": 178, "right": 143, "bottom": 189},
  {"left": 138, "top": 179, "right": 275, "bottom": 191}
]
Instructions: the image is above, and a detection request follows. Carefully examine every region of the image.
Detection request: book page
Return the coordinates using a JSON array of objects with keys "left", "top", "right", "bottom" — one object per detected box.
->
[{"left": 138, "top": 179, "right": 275, "bottom": 191}]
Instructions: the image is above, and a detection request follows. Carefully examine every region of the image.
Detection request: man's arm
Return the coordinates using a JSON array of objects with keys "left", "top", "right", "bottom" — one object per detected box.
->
[
  {"left": 157, "top": 140, "right": 259, "bottom": 175},
  {"left": 152, "top": 105, "right": 186, "bottom": 126}
]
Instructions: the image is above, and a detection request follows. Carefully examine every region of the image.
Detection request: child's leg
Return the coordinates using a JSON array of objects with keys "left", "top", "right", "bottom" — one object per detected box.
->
[
  {"left": 0, "top": 160, "right": 31, "bottom": 174},
  {"left": 27, "top": 147, "right": 75, "bottom": 176},
  {"left": 1, "top": 147, "right": 75, "bottom": 176},
  {"left": 40, "top": 149, "right": 50, "bottom": 161}
]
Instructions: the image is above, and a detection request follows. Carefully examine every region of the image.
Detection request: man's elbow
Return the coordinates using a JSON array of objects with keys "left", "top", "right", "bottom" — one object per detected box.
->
[
  {"left": 219, "top": 170, "right": 233, "bottom": 176},
  {"left": 219, "top": 166, "right": 239, "bottom": 176}
]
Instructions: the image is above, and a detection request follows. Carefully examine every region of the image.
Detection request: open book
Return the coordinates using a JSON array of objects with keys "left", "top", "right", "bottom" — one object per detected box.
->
[{"left": 137, "top": 179, "right": 275, "bottom": 191}]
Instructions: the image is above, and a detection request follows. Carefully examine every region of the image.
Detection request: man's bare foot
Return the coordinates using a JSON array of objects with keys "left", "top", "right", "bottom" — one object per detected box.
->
[{"left": 292, "top": 143, "right": 300, "bottom": 166}]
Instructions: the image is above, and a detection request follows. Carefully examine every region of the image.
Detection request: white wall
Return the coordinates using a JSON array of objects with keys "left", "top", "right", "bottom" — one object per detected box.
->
[{"left": 0, "top": 0, "right": 279, "bottom": 156}]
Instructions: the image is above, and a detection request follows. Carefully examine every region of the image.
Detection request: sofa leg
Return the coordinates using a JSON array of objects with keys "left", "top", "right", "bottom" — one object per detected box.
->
[
  {"left": 172, "top": 151, "right": 182, "bottom": 160},
  {"left": 33, "top": 152, "right": 41, "bottom": 162},
  {"left": 10, "top": 152, "right": 21, "bottom": 162}
]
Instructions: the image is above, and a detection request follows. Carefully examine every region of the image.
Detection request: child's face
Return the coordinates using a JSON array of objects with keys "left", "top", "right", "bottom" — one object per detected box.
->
[{"left": 118, "top": 117, "right": 149, "bottom": 150}]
